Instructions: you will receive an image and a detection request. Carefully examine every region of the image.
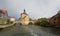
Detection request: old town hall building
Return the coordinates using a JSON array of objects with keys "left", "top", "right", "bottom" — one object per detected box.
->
[{"left": 20, "top": 9, "right": 30, "bottom": 25}]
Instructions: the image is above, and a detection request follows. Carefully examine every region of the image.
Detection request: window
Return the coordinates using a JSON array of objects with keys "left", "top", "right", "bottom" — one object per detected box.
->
[{"left": 54, "top": 22, "right": 55, "bottom": 24}]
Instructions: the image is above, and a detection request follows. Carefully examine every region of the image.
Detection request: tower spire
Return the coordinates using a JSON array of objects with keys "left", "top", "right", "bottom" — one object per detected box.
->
[
  {"left": 24, "top": 9, "right": 26, "bottom": 13},
  {"left": 23, "top": 9, "right": 27, "bottom": 15}
]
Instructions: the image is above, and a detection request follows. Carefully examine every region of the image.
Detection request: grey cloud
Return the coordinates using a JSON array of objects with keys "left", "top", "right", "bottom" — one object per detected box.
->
[{"left": 0, "top": 0, "right": 60, "bottom": 19}]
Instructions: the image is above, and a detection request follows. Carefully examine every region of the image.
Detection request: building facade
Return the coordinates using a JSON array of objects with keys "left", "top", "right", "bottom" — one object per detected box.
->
[
  {"left": 0, "top": 9, "right": 8, "bottom": 24},
  {"left": 20, "top": 9, "right": 30, "bottom": 25},
  {"left": 8, "top": 16, "right": 16, "bottom": 23},
  {"left": 49, "top": 14, "right": 60, "bottom": 26}
]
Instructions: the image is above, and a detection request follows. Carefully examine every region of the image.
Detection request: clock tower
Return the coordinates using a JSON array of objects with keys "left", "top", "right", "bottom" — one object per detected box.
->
[{"left": 20, "top": 9, "right": 29, "bottom": 25}]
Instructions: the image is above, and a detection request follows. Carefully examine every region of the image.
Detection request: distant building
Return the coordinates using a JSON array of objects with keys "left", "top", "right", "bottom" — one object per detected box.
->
[
  {"left": 0, "top": 9, "right": 8, "bottom": 23},
  {"left": 20, "top": 9, "right": 30, "bottom": 25},
  {"left": 8, "top": 16, "right": 16, "bottom": 23},
  {"left": 49, "top": 14, "right": 60, "bottom": 26}
]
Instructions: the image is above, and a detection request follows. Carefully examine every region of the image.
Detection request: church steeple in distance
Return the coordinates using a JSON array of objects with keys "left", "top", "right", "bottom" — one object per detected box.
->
[
  {"left": 23, "top": 9, "right": 28, "bottom": 15},
  {"left": 23, "top": 9, "right": 26, "bottom": 14}
]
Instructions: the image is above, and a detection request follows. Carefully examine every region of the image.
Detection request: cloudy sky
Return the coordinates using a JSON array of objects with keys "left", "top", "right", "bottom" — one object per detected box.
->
[{"left": 0, "top": 0, "right": 60, "bottom": 19}]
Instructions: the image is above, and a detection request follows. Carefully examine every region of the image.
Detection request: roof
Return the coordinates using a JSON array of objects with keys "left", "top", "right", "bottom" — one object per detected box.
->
[
  {"left": 0, "top": 9, "right": 7, "bottom": 14},
  {"left": 22, "top": 13, "right": 28, "bottom": 15},
  {"left": 22, "top": 9, "right": 28, "bottom": 15},
  {"left": 49, "top": 14, "right": 58, "bottom": 20}
]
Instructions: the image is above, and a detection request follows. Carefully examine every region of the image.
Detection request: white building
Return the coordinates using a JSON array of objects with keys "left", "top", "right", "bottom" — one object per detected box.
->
[
  {"left": 9, "top": 18, "right": 16, "bottom": 22},
  {"left": 8, "top": 16, "right": 16, "bottom": 23}
]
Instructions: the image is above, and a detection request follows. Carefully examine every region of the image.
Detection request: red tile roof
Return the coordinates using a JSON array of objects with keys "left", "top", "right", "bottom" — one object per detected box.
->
[
  {"left": 1, "top": 10, "right": 7, "bottom": 14},
  {"left": 0, "top": 9, "right": 7, "bottom": 14}
]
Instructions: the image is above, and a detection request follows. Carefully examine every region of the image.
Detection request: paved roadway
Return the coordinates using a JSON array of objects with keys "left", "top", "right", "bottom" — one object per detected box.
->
[{"left": 0, "top": 24, "right": 60, "bottom": 36}]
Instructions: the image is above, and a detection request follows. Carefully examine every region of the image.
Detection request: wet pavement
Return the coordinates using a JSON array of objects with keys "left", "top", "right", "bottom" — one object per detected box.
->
[{"left": 0, "top": 24, "right": 60, "bottom": 36}]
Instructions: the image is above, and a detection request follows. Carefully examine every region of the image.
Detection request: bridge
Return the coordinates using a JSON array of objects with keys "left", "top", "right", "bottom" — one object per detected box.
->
[{"left": 15, "top": 21, "right": 35, "bottom": 25}]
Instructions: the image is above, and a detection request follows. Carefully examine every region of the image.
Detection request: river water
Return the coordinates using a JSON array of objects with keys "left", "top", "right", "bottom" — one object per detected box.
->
[{"left": 0, "top": 24, "right": 60, "bottom": 36}]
